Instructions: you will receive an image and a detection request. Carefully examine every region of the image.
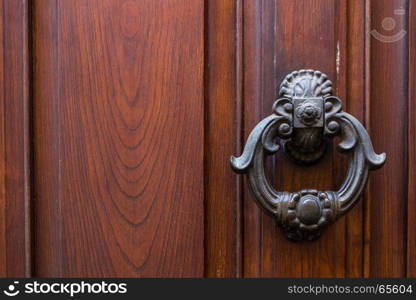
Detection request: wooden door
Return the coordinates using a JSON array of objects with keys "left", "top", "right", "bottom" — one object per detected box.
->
[{"left": 0, "top": 0, "right": 414, "bottom": 277}]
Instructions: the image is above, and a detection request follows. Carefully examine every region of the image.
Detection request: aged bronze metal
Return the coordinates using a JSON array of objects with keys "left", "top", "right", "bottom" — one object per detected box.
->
[{"left": 230, "top": 69, "right": 386, "bottom": 241}]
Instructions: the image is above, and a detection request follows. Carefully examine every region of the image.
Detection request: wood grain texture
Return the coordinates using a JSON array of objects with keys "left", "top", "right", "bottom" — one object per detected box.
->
[
  {"left": 0, "top": 0, "right": 31, "bottom": 277},
  {"left": 24, "top": 0, "right": 414, "bottom": 277},
  {"left": 342, "top": 0, "right": 367, "bottom": 277},
  {"left": 363, "top": 0, "right": 373, "bottom": 277},
  {"left": 33, "top": 0, "right": 66, "bottom": 276},
  {"left": 368, "top": 0, "right": 408, "bottom": 277},
  {"left": 205, "top": 0, "right": 242, "bottom": 277},
  {"left": 237, "top": 0, "right": 410, "bottom": 278},
  {"left": 407, "top": 0, "right": 416, "bottom": 277},
  {"left": 34, "top": 0, "right": 204, "bottom": 277},
  {"left": 241, "top": 0, "right": 261, "bottom": 276},
  {"left": 241, "top": 0, "right": 274, "bottom": 277}
]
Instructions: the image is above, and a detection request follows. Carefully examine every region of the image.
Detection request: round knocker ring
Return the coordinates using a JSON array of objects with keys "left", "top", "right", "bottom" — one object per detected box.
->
[{"left": 230, "top": 70, "right": 386, "bottom": 241}]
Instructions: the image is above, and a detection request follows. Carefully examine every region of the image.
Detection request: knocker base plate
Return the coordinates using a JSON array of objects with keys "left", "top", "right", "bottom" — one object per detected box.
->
[{"left": 279, "top": 71, "right": 331, "bottom": 165}]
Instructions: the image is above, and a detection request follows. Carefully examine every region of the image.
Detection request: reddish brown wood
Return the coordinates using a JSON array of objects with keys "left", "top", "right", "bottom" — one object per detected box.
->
[
  {"left": 407, "top": 0, "right": 416, "bottom": 277},
  {"left": 0, "top": 0, "right": 31, "bottom": 277},
  {"left": 236, "top": 0, "right": 395, "bottom": 278},
  {"left": 16, "top": 0, "right": 415, "bottom": 278},
  {"left": 241, "top": 0, "right": 269, "bottom": 277},
  {"left": 33, "top": 0, "right": 62, "bottom": 277},
  {"left": 343, "top": 0, "right": 366, "bottom": 278},
  {"left": 34, "top": 0, "right": 204, "bottom": 277},
  {"left": 240, "top": 0, "right": 349, "bottom": 277},
  {"left": 205, "top": 0, "right": 242, "bottom": 277},
  {"left": 363, "top": 0, "right": 373, "bottom": 278},
  {"left": 368, "top": 0, "right": 408, "bottom": 277},
  {"left": 273, "top": 0, "right": 347, "bottom": 277},
  {"left": 235, "top": 0, "right": 412, "bottom": 278}
]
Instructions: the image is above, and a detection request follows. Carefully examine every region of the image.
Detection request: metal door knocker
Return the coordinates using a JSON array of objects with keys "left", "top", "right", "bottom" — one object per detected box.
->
[{"left": 230, "top": 69, "right": 386, "bottom": 241}]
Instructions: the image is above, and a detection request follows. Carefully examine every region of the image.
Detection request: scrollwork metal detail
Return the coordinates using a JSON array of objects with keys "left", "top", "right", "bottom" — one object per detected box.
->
[{"left": 230, "top": 69, "right": 386, "bottom": 241}]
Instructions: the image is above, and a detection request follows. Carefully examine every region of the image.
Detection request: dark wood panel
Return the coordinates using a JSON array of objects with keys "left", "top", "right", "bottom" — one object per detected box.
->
[
  {"left": 363, "top": 0, "right": 373, "bottom": 278},
  {"left": 238, "top": 0, "right": 411, "bottom": 278},
  {"left": 407, "top": 0, "right": 416, "bottom": 277},
  {"left": 241, "top": 0, "right": 276, "bottom": 277},
  {"left": 0, "top": 0, "right": 31, "bottom": 277},
  {"left": 241, "top": 0, "right": 261, "bottom": 276},
  {"left": 273, "top": 0, "right": 348, "bottom": 277},
  {"left": 368, "top": 0, "right": 408, "bottom": 277},
  {"left": 33, "top": 0, "right": 63, "bottom": 277},
  {"left": 34, "top": 0, "right": 204, "bottom": 277},
  {"left": 205, "top": 0, "right": 242, "bottom": 277},
  {"left": 239, "top": 0, "right": 376, "bottom": 277},
  {"left": 342, "top": 0, "right": 367, "bottom": 277},
  {"left": 241, "top": 0, "right": 342, "bottom": 277}
]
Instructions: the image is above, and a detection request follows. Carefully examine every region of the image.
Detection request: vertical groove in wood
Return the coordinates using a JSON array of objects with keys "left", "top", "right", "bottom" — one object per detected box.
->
[
  {"left": 343, "top": 0, "right": 366, "bottom": 277},
  {"left": 273, "top": 0, "right": 345, "bottom": 277},
  {"left": 363, "top": 0, "right": 372, "bottom": 278},
  {"left": 259, "top": 0, "right": 276, "bottom": 278},
  {"left": 236, "top": 0, "right": 243, "bottom": 278},
  {"left": 0, "top": 0, "right": 31, "bottom": 277},
  {"left": 242, "top": 0, "right": 262, "bottom": 277},
  {"left": 334, "top": 0, "right": 352, "bottom": 278},
  {"left": 23, "top": 0, "right": 32, "bottom": 278},
  {"left": 205, "top": 0, "right": 242, "bottom": 277},
  {"left": 33, "top": 0, "right": 63, "bottom": 276},
  {"left": 407, "top": 0, "right": 416, "bottom": 277},
  {"left": 0, "top": 0, "right": 5, "bottom": 275},
  {"left": 241, "top": 0, "right": 284, "bottom": 278},
  {"left": 369, "top": 0, "right": 408, "bottom": 277}
]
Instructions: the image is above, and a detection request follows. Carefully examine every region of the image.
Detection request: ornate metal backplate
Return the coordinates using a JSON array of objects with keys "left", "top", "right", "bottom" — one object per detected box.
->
[
  {"left": 230, "top": 69, "right": 386, "bottom": 241},
  {"left": 280, "top": 70, "right": 334, "bottom": 164}
]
